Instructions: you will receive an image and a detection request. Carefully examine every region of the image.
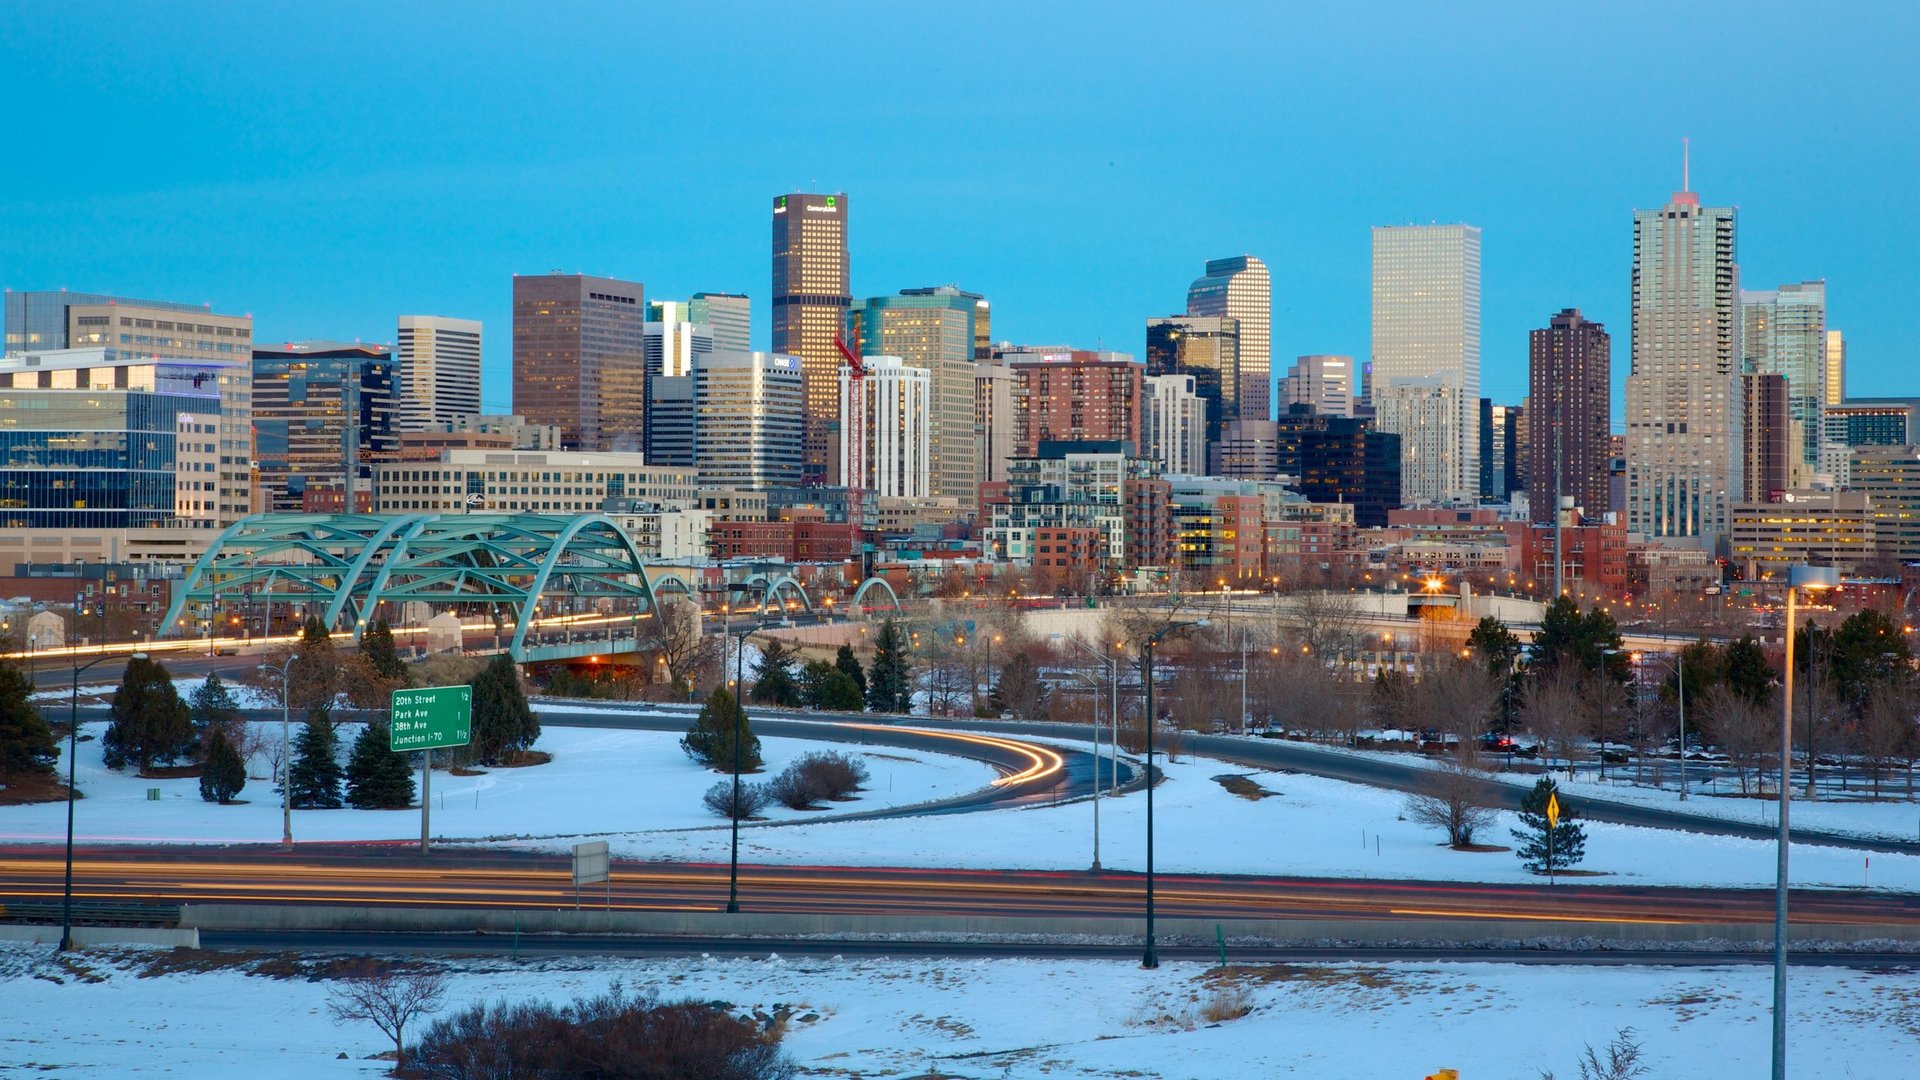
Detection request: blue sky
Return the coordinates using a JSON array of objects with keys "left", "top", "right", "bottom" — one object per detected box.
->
[{"left": 3, "top": 1, "right": 1914, "bottom": 418}]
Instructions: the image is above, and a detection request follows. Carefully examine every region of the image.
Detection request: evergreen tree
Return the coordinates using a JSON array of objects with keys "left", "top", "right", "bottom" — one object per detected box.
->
[
  {"left": 989, "top": 653, "right": 1047, "bottom": 721},
  {"left": 799, "top": 659, "right": 835, "bottom": 707},
  {"left": 834, "top": 644, "right": 867, "bottom": 698},
  {"left": 1512, "top": 776, "right": 1586, "bottom": 874},
  {"left": 345, "top": 720, "right": 416, "bottom": 809},
  {"left": 749, "top": 639, "right": 803, "bottom": 707},
  {"left": 0, "top": 659, "right": 56, "bottom": 781},
  {"left": 468, "top": 654, "right": 538, "bottom": 764},
  {"left": 1724, "top": 634, "right": 1774, "bottom": 708},
  {"left": 866, "top": 619, "right": 914, "bottom": 713},
  {"left": 102, "top": 656, "right": 195, "bottom": 771},
  {"left": 188, "top": 672, "right": 242, "bottom": 744},
  {"left": 1465, "top": 616, "right": 1523, "bottom": 680},
  {"left": 359, "top": 618, "right": 409, "bottom": 682},
  {"left": 288, "top": 712, "right": 345, "bottom": 808},
  {"left": 680, "top": 687, "right": 761, "bottom": 772},
  {"left": 813, "top": 669, "right": 865, "bottom": 712},
  {"left": 1526, "top": 597, "right": 1628, "bottom": 683},
  {"left": 198, "top": 726, "right": 247, "bottom": 804}
]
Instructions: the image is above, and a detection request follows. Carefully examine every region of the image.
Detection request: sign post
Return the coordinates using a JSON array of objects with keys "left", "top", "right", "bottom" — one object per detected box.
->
[
  {"left": 573, "top": 840, "right": 611, "bottom": 910},
  {"left": 1546, "top": 792, "right": 1561, "bottom": 886},
  {"left": 390, "top": 685, "right": 473, "bottom": 856}
]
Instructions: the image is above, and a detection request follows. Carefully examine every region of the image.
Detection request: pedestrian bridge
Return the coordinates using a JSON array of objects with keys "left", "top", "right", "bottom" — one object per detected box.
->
[{"left": 158, "top": 512, "right": 900, "bottom": 662}]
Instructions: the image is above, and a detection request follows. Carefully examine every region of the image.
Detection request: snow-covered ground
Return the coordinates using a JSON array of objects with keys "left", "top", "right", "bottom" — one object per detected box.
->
[
  {"left": 4, "top": 942, "right": 1916, "bottom": 1077},
  {"left": 1246, "top": 731, "right": 1920, "bottom": 843},
  {"left": 0, "top": 723, "right": 998, "bottom": 846},
  {"left": 30, "top": 676, "right": 278, "bottom": 710}
]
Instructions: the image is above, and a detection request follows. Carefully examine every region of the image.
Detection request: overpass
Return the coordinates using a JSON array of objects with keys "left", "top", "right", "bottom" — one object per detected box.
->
[{"left": 156, "top": 512, "right": 902, "bottom": 663}]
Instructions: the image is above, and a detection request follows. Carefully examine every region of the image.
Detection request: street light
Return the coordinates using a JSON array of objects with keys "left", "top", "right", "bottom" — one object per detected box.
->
[
  {"left": 1060, "top": 635, "right": 1118, "bottom": 872},
  {"left": 1774, "top": 564, "right": 1839, "bottom": 1080},
  {"left": 1634, "top": 650, "right": 1690, "bottom": 801},
  {"left": 275, "top": 652, "right": 299, "bottom": 851},
  {"left": 62, "top": 650, "right": 146, "bottom": 951},
  {"left": 1139, "top": 617, "right": 1208, "bottom": 969}
]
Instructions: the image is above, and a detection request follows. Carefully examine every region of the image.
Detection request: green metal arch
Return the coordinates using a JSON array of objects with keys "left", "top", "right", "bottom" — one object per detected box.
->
[
  {"left": 345, "top": 515, "right": 439, "bottom": 642},
  {"left": 744, "top": 573, "right": 811, "bottom": 614},
  {"left": 323, "top": 514, "right": 435, "bottom": 637},
  {"left": 850, "top": 576, "right": 903, "bottom": 616},
  {"left": 160, "top": 515, "right": 266, "bottom": 636},
  {"left": 508, "top": 514, "right": 659, "bottom": 658}
]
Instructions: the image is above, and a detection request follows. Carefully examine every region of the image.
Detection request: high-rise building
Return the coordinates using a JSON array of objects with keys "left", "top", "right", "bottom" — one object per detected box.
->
[
  {"left": 899, "top": 285, "right": 992, "bottom": 360},
  {"left": 1282, "top": 355, "right": 1354, "bottom": 418},
  {"left": 251, "top": 342, "right": 399, "bottom": 511},
  {"left": 1742, "top": 281, "right": 1826, "bottom": 467},
  {"left": 840, "top": 356, "right": 930, "bottom": 498},
  {"left": 511, "top": 272, "right": 646, "bottom": 452},
  {"left": 852, "top": 286, "right": 985, "bottom": 503},
  {"left": 642, "top": 302, "right": 715, "bottom": 455},
  {"left": 1480, "top": 400, "right": 1522, "bottom": 502},
  {"left": 0, "top": 348, "right": 240, "bottom": 531},
  {"left": 1741, "top": 372, "right": 1792, "bottom": 501},
  {"left": 397, "top": 316, "right": 481, "bottom": 431},
  {"left": 1825, "top": 398, "right": 1920, "bottom": 449},
  {"left": 689, "top": 292, "right": 751, "bottom": 353},
  {"left": 1145, "top": 315, "right": 1239, "bottom": 447},
  {"left": 1142, "top": 373, "right": 1207, "bottom": 476},
  {"left": 974, "top": 362, "right": 1019, "bottom": 491},
  {"left": 4, "top": 289, "right": 253, "bottom": 359},
  {"left": 1004, "top": 347, "right": 1141, "bottom": 454},
  {"left": 1210, "top": 419, "right": 1280, "bottom": 480},
  {"left": 770, "top": 192, "right": 850, "bottom": 486},
  {"left": 1852, "top": 445, "right": 1920, "bottom": 561},
  {"left": 1298, "top": 418, "right": 1401, "bottom": 529},
  {"left": 1624, "top": 187, "right": 1741, "bottom": 548},
  {"left": 1527, "top": 308, "right": 1611, "bottom": 524},
  {"left": 691, "top": 350, "right": 804, "bottom": 490},
  {"left": 1185, "top": 255, "right": 1271, "bottom": 422},
  {"left": 1824, "top": 330, "right": 1846, "bottom": 407},
  {"left": 1370, "top": 225, "right": 1482, "bottom": 504}
]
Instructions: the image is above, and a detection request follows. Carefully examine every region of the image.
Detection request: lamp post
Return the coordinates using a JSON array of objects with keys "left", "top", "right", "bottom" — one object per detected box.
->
[
  {"left": 1139, "top": 618, "right": 1207, "bottom": 969},
  {"left": 63, "top": 651, "right": 146, "bottom": 951},
  {"left": 1061, "top": 635, "right": 1118, "bottom": 872},
  {"left": 276, "top": 653, "right": 299, "bottom": 851},
  {"left": 1775, "top": 564, "right": 1838, "bottom": 1080}
]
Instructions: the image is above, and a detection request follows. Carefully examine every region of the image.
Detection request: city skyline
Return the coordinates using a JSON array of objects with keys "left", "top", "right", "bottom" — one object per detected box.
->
[{"left": 1, "top": 3, "right": 1911, "bottom": 421}]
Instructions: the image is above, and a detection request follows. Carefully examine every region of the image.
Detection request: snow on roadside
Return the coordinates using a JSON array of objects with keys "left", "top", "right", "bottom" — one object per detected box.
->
[
  {"left": 2, "top": 942, "right": 1916, "bottom": 1077},
  {"left": 0, "top": 723, "right": 998, "bottom": 846}
]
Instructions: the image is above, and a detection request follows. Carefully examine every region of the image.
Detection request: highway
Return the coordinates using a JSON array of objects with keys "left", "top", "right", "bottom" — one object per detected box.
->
[{"left": 4, "top": 846, "right": 1918, "bottom": 927}]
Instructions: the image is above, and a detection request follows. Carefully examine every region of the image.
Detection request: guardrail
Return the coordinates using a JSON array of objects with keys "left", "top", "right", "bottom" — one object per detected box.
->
[{"left": 0, "top": 901, "right": 182, "bottom": 927}]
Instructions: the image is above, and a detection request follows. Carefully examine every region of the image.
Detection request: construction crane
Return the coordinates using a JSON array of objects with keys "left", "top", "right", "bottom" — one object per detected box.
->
[{"left": 834, "top": 335, "right": 868, "bottom": 573}]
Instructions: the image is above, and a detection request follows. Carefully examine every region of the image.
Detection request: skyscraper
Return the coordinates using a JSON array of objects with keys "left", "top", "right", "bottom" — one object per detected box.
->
[
  {"left": 252, "top": 342, "right": 398, "bottom": 511},
  {"left": 1527, "top": 309, "right": 1611, "bottom": 524},
  {"left": 1824, "top": 330, "right": 1846, "bottom": 406},
  {"left": 1185, "top": 255, "right": 1271, "bottom": 422},
  {"left": 1282, "top": 355, "right": 1354, "bottom": 417},
  {"left": 511, "top": 272, "right": 646, "bottom": 452},
  {"left": 1742, "top": 281, "right": 1826, "bottom": 468},
  {"left": 840, "top": 356, "right": 931, "bottom": 498},
  {"left": 1145, "top": 315, "right": 1239, "bottom": 447},
  {"left": 689, "top": 292, "right": 751, "bottom": 353},
  {"left": 692, "top": 350, "right": 804, "bottom": 490},
  {"left": 852, "top": 286, "right": 984, "bottom": 503},
  {"left": 974, "top": 362, "right": 1019, "bottom": 489},
  {"left": 1742, "top": 372, "right": 1791, "bottom": 500},
  {"left": 1624, "top": 187, "right": 1740, "bottom": 548},
  {"left": 1370, "top": 225, "right": 1482, "bottom": 504},
  {"left": 398, "top": 315, "right": 481, "bottom": 431},
  {"left": 770, "top": 192, "right": 850, "bottom": 485},
  {"left": 1142, "top": 373, "right": 1207, "bottom": 476}
]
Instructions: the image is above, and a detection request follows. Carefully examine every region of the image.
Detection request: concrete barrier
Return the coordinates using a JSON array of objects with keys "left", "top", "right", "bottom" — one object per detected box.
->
[
  {"left": 0, "top": 924, "right": 200, "bottom": 949},
  {"left": 176, "top": 904, "right": 1920, "bottom": 948}
]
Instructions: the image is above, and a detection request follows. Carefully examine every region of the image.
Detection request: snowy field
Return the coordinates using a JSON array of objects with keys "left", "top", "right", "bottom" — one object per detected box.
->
[
  {"left": 30, "top": 676, "right": 280, "bottom": 710},
  {"left": 1257, "top": 731, "right": 1920, "bottom": 844},
  {"left": 0, "top": 723, "right": 999, "bottom": 846},
  {"left": 3, "top": 942, "right": 1917, "bottom": 1077},
  {"left": 552, "top": 740, "right": 1920, "bottom": 891}
]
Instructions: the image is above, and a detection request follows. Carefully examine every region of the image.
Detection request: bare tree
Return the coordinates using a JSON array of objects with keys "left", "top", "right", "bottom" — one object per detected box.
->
[
  {"left": 1522, "top": 661, "right": 1588, "bottom": 779},
  {"left": 1583, "top": 675, "right": 1631, "bottom": 781},
  {"left": 1275, "top": 589, "right": 1367, "bottom": 657},
  {"left": 1706, "top": 685, "right": 1774, "bottom": 795},
  {"left": 327, "top": 961, "right": 448, "bottom": 1074},
  {"left": 1405, "top": 755, "right": 1498, "bottom": 848},
  {"left": 1406, "top": 657, "right": 1502, "bottom": 748},
  {"left": 642, "top": 596, "right": 722, "bottom": 693},
  {"left": 1858, "top": 679, "right": 1918, "bottom": 799}
]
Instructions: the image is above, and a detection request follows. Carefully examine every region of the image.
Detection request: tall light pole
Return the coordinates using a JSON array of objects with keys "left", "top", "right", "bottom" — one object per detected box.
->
[
  {"left": 1140, "top": 618, "right": 1207, "bottom": 969},
  {"left": 63, "top": 651, "right": 146, "bottom": 951},
  {"left": 1061, "top": 635, "right": 1117, "bottom": 872},
  {"left": 1775, "top": 564, "right": 1838, "bottom": 1080},
  {"left": 277, "top": 653, "right": 299, "bottom": 851}
]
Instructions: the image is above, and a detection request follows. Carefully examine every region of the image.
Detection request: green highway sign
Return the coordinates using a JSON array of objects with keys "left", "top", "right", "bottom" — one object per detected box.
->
[{"left": 390, "top": 685, "right": 472, "bottom": 752}]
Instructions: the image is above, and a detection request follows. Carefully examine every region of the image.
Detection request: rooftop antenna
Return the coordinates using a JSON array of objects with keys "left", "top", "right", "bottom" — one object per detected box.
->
[{"left": 1682, "top": 136, "right": 1690, "bottom": 193}]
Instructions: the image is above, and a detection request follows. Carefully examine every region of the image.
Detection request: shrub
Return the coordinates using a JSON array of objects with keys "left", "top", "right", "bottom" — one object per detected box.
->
[
  {"left": 765, "top": 765, "right": 820, "bottom": 810},
  {"left": 796, "top": 750, "right": 868, "bottom": 801},
  {"left": 703, "top": 779, "right": 771, "bottom": 820},
  {"left": 410, "top": 982, "right": 795, "bottom": 1080}
]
